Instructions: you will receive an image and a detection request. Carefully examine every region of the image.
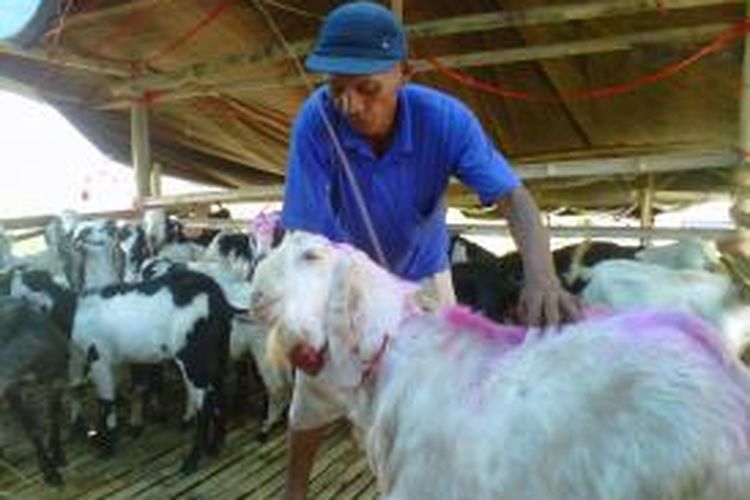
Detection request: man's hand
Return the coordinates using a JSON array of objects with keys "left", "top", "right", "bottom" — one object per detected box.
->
[{"left": 517, "top": 276, "right": 582, "bottom": 328}]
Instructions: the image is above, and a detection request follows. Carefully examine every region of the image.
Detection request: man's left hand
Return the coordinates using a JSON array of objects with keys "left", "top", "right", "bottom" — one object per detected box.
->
[{"left": 517, "top": 277, "right": 582, "bottom": 329}]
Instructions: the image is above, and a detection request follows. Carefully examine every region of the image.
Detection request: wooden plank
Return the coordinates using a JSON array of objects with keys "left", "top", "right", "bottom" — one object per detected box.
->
[
  {"left": 0, "top": 44, "right": 129, "bottom": 78},
  {"left": 116, "top": 0, "right": 740, "bottom": 96}
]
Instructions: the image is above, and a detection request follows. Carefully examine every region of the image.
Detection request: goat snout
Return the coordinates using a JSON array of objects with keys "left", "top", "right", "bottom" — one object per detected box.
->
[{"left": 288, "top": 343, "right": 327, "bottom": 376}]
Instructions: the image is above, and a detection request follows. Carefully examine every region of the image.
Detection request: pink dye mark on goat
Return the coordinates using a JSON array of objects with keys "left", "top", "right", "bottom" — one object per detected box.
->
[
  {"left": 442, "top": 306, "right": 527, "bottom": 347},
  {"left": 617, "top": 310, "right": 731, "bottom": 366}
]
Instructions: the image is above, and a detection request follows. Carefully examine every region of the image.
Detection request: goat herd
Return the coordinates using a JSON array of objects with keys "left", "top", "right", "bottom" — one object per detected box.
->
[{"left": 2, "top": 211, "right": 750, "bottom": 499}]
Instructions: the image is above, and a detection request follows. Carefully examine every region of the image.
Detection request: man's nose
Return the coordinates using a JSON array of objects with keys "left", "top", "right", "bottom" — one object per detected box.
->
[{"left": 342, "top": 90, "right": 364, "bottom": 116}]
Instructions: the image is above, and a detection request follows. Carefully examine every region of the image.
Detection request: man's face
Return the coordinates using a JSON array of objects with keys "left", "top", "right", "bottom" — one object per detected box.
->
[{"left": 329, "top": 66, "right": 403, "bottom": 141}]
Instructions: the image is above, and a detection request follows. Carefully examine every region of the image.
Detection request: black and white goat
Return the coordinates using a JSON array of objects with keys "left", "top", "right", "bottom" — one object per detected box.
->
[
  {"left": 140, "top": 256, "right": 291, "bottom": 438},
  {"left": 250, "top": 232, "right": 750, "bottom": 500},
  {"left": 0, "top": 297, "right": 69, "bottom": 485},
  {"left": 11, "top": 268, "right": 240, "bottom": 473}
]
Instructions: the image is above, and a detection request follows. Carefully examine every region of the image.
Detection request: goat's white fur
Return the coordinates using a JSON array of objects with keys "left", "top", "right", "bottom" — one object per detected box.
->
[{"left": 251, "top": 231, "right": 750, "bottom": 500}]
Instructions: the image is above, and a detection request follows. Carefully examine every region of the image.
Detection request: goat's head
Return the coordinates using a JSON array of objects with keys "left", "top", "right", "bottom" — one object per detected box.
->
[
  {"left": 10, "top": 268, "right": 61, "bottom": 314},
  {"left": 72, "top": 219, "right": 125, "bottom": 286},
  {"left": 118, "top": 223, "right": 150, "bottom": 283},
  {"left": 205, "top": 230, "right": 258, "bottom": 280},
  {"left": 249, "top": 231, "right": 419, "bottom": 387}
]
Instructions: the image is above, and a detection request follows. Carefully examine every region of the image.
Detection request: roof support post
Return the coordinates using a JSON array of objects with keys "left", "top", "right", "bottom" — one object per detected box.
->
[
  {"left": 131, "top": 98, "right": 152, "bottom": 198},
  {"left": 638, "top": 172, "right": 655, "bottom": 246},
  {"left": 731, "top": 0, "right": 750, "bottom": 249},
  {"left": 391, "top": 0, "right": 403, "bottom": 21}
]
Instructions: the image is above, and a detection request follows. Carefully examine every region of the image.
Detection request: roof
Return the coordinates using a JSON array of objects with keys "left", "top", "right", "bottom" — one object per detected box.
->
[{"left": 0, "top": 0, "right": 745, "bottom": 213}]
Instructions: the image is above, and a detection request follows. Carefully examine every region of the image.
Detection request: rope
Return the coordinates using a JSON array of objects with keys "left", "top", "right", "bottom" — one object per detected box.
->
[
  {"left": 139, "top": 0, "right": 232, "bottom": 70},
  {"left": 259, "top": 0, "right": 323, "bottom": 20},
  {"left": 250, "top": 0, "right": 388, "bottom": 268},
  {"left": 426, "top": 19, "right": 750, "bottom": 103}
]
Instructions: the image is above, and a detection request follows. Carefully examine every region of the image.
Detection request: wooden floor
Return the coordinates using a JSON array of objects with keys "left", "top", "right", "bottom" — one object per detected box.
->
[{"left": 0, "top": 402, "right": 376, "bottom": 499}]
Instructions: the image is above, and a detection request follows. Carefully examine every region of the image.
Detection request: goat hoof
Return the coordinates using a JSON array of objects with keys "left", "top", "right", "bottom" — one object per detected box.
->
[
  {"left": 179, "top": 418, "right": 195, "bottom": 432},
  {"left": 43, "top": 468, "right": 64, "bottom": 487},
  {"left": 180, "top": 459, "right": 198, "bottom": 475},
  {"left": 255, "top": 430, "right": 269, "bottom": 443},
  {"left": 69, "top": 418, "right": 88, "bottom": 441},
  {"left": 52, "top": 450, "right": 67, "bottom": 467},
  {"left": 127, "top": 424, "right": 144, "bottom": 439},
  {"left": 91, "top": 433, "right": 115, "bottom": 458}
]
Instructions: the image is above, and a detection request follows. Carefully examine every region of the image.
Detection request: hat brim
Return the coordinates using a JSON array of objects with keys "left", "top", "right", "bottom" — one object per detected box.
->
[{"left": 305, "top": 54, "right": 399, "bottom": 75}]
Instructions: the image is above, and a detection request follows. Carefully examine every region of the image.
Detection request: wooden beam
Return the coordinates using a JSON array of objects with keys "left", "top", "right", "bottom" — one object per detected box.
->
[
  {"left": 0, "top": 43, "right": 129, "bottom": 78},
  {"left": 168, "top": 217, "right": 733, "bottom": 241},
  {"left": 410, "top": 0, "right": 739, "bottom": 37},
  {"left": 0, "top": 209, "right": 137, "bottom": 231},
  {"left": 116, "top": 0, "right": 739, "bottom": 95},
  {"left": 451, "top": 222, "right": 733, "bottom": 241},
  {"left": 410, "top": 23, "right": 730, "bottom": 72},
  {"left": 63, "top": 0, "right": 170, "bottom": 29},
  {"left": 131, "top": 99, "right": 152, "bottom": 197},
  {"left": 515, "top": 149, "right": 738, "bottom": 179},
  {"left": 134, "top": 149, "right": 734, "bottom": 211},
  {"left": 140, "top": 185, "right": 285, "bottom": 209},
  {"left": 104, "top": 23, "right": 731, "bottom": 107}
]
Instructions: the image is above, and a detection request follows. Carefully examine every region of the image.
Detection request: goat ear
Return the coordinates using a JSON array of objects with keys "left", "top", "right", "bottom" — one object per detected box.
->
[{"left": 323, "top": 257, "right": 365, "bottom": 387}]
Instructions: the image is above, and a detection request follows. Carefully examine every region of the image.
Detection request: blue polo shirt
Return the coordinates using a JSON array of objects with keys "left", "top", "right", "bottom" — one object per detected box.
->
[{"left": 281, "top": 83, "right": 520, "bottom": 281}]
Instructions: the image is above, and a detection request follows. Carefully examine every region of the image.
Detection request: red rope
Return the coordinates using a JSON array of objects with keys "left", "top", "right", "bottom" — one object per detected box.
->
[
  {"left": 427, "top": 19, "right": 750, "bottom": 103},
  {"left": 140, "top": 0, "right": 232, "bottom": 68}
]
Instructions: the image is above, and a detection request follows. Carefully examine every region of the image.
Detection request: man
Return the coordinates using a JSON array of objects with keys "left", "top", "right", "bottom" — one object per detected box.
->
[{"left": 280, "top": 2, "right": 580, "bottom": 498}]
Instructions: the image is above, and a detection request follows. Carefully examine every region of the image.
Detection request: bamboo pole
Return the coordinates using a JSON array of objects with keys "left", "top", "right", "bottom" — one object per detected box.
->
[
  {"left": 114, "top": 0, "right": 738, "bottom": 96},
  {"left": 451, "top": 223, "right": 733, "bottom": 241},
  {"left": 392, "top": 0, "right": 403, "bottom": 21},
  {"left": 409, "top": 23, "right": 729, "bottom": 72},
  {"left": 131, "top": 99, "right": 152, "bottom": 198},
  {"left": 731, "top": 0, "right": 750, "bottom": 251},
  {"left": 132, "top": 149, "right": 734, "bottom": 210},
  {"left": 638, "top": 173, "right": 656, "bottom": 245},
  {"left": 151, "top": 162, "right": 163, "bottom": 197},
  {"left": 63, "top": 0, "right": 168, "bottom": 29},
  {"left": 0, "top": 43, "right": 129, "bottom": 78}
]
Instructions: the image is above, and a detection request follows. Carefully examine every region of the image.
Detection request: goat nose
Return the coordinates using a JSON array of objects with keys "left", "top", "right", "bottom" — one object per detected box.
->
[{"left": 249, "top": 289, "right": 264, "bottom": 306}]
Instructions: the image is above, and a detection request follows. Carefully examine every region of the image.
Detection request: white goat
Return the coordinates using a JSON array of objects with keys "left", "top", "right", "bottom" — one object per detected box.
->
[
  {"left": 580, "top": 259, "right": 750, "bottom": 357},
  {"left": 249, "top": 231, "right": 750, "bottom": 500},
  {"left": 636, "top": 237, "right": 721, "bottom": 271}
]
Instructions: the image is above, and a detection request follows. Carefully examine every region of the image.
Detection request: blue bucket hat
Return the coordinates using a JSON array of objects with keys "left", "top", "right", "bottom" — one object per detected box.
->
[{"left": 305, "top": 1, "right": 407, "bottom": 75}]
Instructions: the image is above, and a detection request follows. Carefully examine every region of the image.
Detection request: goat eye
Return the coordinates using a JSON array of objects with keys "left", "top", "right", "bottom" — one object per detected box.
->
[{"left": 301, "top": 249, "right": 323, "bottom": 262}]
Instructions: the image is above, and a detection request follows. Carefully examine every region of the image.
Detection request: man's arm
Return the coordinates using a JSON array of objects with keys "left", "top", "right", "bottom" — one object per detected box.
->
[{"left": 498, "top": 185, "right": 581, "bottom": 327}]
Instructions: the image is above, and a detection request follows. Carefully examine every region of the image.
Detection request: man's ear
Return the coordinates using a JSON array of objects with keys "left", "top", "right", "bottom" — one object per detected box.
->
[{"left": 400, "top": 61, "right": 415, "bottom": 82}]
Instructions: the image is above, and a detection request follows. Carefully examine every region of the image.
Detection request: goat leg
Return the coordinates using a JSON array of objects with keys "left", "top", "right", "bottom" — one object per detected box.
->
[
  {"left": 6, "top": 387, "right": 62, "bottom": 486},
  {"left": 47, "top": 386, "right": 66, "bottom": 466},
  {"left": 94, "top": 398, "right": 117, "bottom": 458},
  {"left": 181, "top": 399, "right": 210, "bottom": 475}
]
